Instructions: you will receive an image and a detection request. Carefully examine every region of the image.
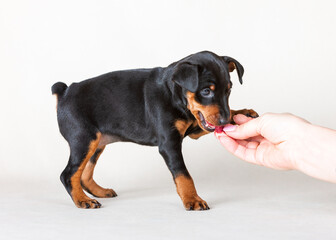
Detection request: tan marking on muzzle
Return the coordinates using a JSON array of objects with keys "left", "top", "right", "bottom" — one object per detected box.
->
[{"left": 186, "top": 91, "right": 220, "bottom": 130}]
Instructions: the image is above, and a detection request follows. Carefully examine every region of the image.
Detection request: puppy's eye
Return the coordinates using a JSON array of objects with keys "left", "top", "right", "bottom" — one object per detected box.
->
[{"left": 200, "top": 88, "right": 214, "bottom": 98}]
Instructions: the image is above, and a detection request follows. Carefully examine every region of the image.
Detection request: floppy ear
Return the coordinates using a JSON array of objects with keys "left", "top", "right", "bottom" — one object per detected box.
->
[
  {"left": 222, "top": 56, "right": 244, "bottom": 84},
  {"left": 172, "top": 63, "right": 199, "bottom": 92}
]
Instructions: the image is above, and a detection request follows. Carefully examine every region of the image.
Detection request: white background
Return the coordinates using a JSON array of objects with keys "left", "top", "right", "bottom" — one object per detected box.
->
[{"left": 1, "top": 0, "right": 336, "bottom": 239}]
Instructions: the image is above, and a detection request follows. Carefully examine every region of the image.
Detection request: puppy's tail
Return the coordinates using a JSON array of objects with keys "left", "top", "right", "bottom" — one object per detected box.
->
[{"left": 51, "top": 82, "right": 68, "bottom": 97}]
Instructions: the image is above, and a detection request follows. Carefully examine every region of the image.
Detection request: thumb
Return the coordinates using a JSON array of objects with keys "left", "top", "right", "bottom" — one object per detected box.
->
[{"left": 224, "top": 117, "right": 262, "bottom": 140}]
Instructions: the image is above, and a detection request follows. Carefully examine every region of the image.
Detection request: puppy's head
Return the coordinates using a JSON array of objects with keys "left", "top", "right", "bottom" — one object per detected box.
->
[{"left": 172, "top": 51, "right": 244, "bottom": 132}]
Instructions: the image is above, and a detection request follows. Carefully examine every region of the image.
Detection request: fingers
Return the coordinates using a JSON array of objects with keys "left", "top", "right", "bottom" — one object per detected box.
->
[
  {"left": 215, "top": 113, "right": 301, "bottom": 171},
  {"left": 215, "top": 132, "right": 239, "bottom": 153},
  {"left": 224, "top": 116, "right": 262, "bottom": 140},
  {"left": 216, "top": 133, "right": 293, "bottom": 170}
]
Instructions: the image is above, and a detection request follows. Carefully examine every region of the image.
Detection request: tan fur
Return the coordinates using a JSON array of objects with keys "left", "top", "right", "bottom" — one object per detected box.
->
[
  {"left": 175, "top": 175, "right": 198, "bottom": 200},
  {"left": 175, "top": 120, "right": 193, "bottom": 137},
  {"left": 174, "top": 175, "right": 208, "bottom": 210},
  {"left": 186, "top": 91, "right": 220, "bottom": 131},
  {"left": 81, "top": 146, "right": 117, "bottom": 198},
  {"left": 228, "top": 62, "right": 236, "bottom": 72},
  {"left": 70, "top": 132, "right": 101, "bottom": 208},
  {"left": 188, "top": 130, "right": 209, "bottom": 139}
]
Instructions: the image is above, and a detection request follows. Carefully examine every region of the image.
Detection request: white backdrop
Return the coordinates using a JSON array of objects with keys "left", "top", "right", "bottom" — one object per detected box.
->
[
  {"left": 1, "top": 1, "right": 336, "bottom": 239},
  {"left": 1, "top": 0, "right": 336, "bottom": 181}
]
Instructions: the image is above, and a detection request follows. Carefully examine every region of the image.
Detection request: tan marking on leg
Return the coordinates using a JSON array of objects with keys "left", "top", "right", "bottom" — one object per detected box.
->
[
  {"left": 81, "top": 146, "right": 117, "bottom": 198},
  {"left": 174, "top": 175, "right": 209, "bottom": 210},
  {"left": 70, "top": 132, "right": 102, "bottom": 208},
  {"left": 175, "top": 175, "right": 197, "bottom": 200}
]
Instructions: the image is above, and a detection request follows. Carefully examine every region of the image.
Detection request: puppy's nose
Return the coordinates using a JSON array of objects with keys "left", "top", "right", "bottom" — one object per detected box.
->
[{"left": 218, "top": 117, "right": 228, "bottom": 126}]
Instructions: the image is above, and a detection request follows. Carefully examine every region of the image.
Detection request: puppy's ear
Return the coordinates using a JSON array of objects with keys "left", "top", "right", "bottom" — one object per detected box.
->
[
  {"left": 172, "top": 63, "right": 199, "bottom": 92},
  {"left": 222, "top": 56, "right": 244, "bottom": 84}
]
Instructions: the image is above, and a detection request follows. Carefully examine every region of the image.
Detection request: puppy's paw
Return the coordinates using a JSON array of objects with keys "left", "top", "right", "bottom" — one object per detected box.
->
[
  {"left": 233, "top": 109, "right": 259, "bottom": 118},
  {"left": 244, "top": 109, "right": 259, "bottom": 118},
  {"left": 103, "top": 188, "right": 118, "bottom": 198},
  {"left": 81, "top": 182, "right": 118, "bottom": 198},
  {"left": 183, "top": 196, "right": 210, "bottom": 211},
  {"left": 75, "top": 198, "right": 101, "bottom": 209}
]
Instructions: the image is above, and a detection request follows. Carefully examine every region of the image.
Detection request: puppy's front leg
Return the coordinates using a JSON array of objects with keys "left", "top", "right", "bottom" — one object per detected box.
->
[{"left": 159, "top": 137, "right": 209, "bottom": 211}]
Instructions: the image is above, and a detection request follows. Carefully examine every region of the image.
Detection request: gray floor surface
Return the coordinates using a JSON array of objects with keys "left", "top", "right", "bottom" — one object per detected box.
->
[{"left": 1, "top": 167, "right": 336, "bottom": 240}]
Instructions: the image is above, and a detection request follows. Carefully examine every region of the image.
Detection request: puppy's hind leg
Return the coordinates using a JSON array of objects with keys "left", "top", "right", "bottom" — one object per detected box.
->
[
  {"left": 60, "top": 132, "right": 102, "bottom": 209},
  {"left": 81, "top": 146, "right": 117, "bottom": 198}
]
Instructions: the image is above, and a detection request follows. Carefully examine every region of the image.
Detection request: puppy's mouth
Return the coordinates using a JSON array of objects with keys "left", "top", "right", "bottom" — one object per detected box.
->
[{"left": 198, "top": 112, "right": 216, "bottom": 132}]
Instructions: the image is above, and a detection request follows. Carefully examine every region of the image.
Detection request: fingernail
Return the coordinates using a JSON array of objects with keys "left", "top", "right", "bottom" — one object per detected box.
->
[{"left": 223, "top": 124, "right": 237, "bottom": 132}]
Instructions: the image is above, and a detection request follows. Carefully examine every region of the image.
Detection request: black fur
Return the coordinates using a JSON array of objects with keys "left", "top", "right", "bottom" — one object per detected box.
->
[{"left": 51, "top": 82, "right": 68, "bottom": 96}]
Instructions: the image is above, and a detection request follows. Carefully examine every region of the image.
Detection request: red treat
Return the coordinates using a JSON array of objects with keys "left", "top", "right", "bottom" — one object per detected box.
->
[{"left": 215, "top": 126, "right": 224, "bottom": 133}]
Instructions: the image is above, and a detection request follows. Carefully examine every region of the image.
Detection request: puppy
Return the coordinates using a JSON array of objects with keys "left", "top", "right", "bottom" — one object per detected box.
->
[{"left": 52, "top": 51, "right": 258, "bottom": 210}]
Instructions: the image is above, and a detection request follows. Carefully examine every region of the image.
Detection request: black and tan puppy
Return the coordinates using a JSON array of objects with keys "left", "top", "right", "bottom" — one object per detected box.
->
[{"left": 52, "top": 51, "right": 258, "bottom": 210}]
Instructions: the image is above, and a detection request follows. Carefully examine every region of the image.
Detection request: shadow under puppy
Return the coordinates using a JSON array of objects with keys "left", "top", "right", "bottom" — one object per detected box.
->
[{"left": 52, "top": 51, "right": 258, "bottom": 210}]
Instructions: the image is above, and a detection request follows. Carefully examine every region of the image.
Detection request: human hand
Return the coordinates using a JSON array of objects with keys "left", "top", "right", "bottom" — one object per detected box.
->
[
  {"left": 215, "top": 113, "right": 310, "bottom": 170},
  {"left": 215, "top": 113, "right": 336, "bottom": 183}
]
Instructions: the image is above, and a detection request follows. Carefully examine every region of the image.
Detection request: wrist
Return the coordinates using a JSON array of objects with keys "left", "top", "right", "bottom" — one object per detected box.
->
[{"left": 293, "top": 123, "right": 336, "bottom": 183}]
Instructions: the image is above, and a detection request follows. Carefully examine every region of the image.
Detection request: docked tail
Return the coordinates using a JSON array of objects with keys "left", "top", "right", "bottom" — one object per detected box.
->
[{"left": 51, "top": 82, "right": 68, "bottom": 97}]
